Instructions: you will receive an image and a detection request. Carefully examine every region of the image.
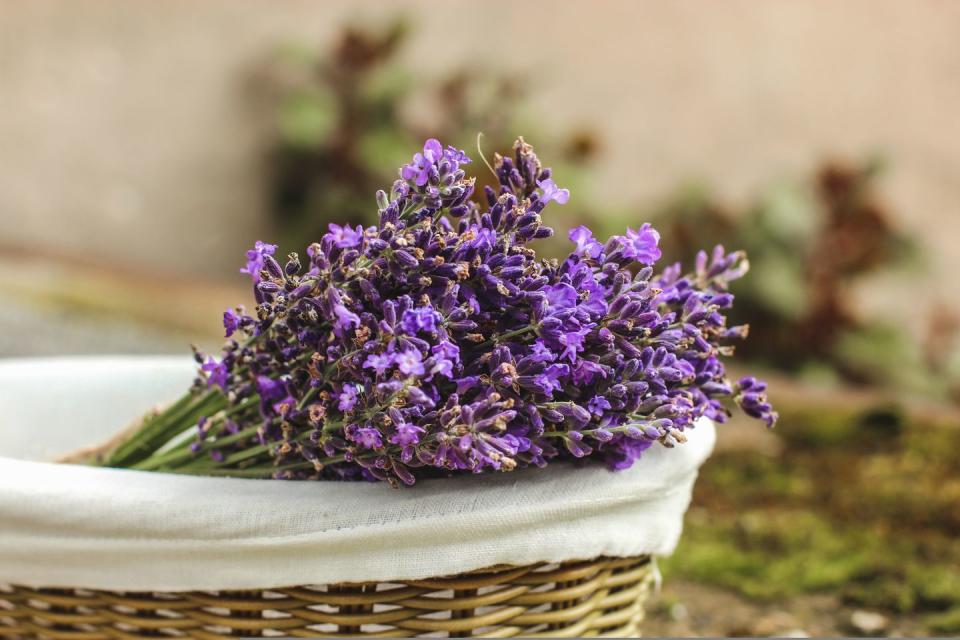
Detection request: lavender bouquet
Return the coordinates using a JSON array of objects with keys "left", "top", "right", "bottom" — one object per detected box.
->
[{"left": 98, "top": 137, "right": 776, "bottom": 485}]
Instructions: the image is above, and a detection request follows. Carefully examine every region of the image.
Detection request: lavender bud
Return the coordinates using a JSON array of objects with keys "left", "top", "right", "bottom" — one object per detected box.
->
[
  {"left": 284, "top": 253, "right": 301, "bottom": 276},
  {"left": 376, "top": 189, "right": 389, "bottom": 211},
  {"left": 394, "top": 250, "right": 419, "bottom": 268},
  {"left": 263, "top": 255, "right": 284, "bottom": 280}
]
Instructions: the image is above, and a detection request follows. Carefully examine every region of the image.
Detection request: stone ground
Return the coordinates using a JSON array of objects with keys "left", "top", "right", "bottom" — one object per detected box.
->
[{"left": 644, "top": 580, "right": 929, "bottom": 638}]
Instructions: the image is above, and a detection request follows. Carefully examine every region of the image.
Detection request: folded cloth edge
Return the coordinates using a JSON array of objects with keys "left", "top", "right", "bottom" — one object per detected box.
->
[{"left": 0, "top": 357, "right": 715, "bottom": 591}]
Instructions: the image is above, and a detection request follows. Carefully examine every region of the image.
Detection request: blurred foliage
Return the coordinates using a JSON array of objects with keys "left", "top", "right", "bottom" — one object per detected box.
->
[
  {"left": 648, "top": 159, "right": 960, "bottom": 404},
  {"left": 252, "top": 17, "right": 960, "bottom": 405},
  {"left": 663, "top": 396, "right": 960, "bottom": 632},
  {"left": 258, "top": 18, "right": 600, "bottom": 250}
]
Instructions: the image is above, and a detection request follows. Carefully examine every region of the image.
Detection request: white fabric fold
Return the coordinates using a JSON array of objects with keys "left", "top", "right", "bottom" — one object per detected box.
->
[{"left": 0, "top": 357, "right": 714, "bottom": 591}]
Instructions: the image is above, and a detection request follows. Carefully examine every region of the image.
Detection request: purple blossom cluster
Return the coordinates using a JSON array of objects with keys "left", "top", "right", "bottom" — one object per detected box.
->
[{"left": 180, "top": 137, "right": 776, "bottom": 485}]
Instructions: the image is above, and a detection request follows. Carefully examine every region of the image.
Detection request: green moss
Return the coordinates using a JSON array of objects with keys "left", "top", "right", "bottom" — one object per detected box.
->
[
  {"left": 775, "top": 402, "right": 907, "bottom": 451},
  {"left": 926, "top": 608, "right": 960, "bottom": 634},
  {"left": 666, "top": 508, "right": 960, "bottom": 615},
  {"left": 700, "top": 453, "right": 814, "bottom": 502},
  {"left": 663, "top": 510, "right": 888, "bottom": 601},
  {"left": 666, "top": 402, "right": 960, "bottom": 630},
  {"left": 776, "top": 406, "right": 865, "bottom": 449},
  {"left": 912, "top": 565, "right": 960, "bottom": 611}
]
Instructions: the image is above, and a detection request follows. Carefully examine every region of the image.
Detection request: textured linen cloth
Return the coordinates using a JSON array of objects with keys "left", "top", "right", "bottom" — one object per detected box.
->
[{"left": 0, "top": 356, "right": 714, "bottom": 591}]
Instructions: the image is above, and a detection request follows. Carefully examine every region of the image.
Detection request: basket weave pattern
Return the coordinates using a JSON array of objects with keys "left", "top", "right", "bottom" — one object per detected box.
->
[{"left": 0, "top": 556, "right": 653, "bottom": 638}]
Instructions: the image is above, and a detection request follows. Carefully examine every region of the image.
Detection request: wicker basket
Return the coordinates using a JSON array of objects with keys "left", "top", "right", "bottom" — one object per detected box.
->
[{"left": 0, "top": 556, "right": 653, "bottom": 638}]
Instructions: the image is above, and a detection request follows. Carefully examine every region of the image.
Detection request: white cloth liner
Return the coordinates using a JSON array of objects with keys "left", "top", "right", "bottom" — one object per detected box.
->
[{"left": 0, "top": 356, "right": 714, "bottom": 591}]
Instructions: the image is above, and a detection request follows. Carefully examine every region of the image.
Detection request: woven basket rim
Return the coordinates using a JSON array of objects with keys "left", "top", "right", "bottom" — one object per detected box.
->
[{"left": 1, "top": 555, "right": 654, "bottom": 638}]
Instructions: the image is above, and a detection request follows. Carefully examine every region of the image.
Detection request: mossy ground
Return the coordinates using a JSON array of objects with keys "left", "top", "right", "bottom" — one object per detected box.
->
[{"left": 660, "top": 393, "right": 960, "bottom": 634}]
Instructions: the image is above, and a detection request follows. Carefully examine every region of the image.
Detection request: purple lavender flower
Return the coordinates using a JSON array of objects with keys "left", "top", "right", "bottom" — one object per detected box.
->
[
  {"left": 256, "top": 376, "right": 285, "bottom": 402},
  {"left": 223, "top": 309, "right": 241, "bottom": 338},
  {"left": 428, "top": 357, "right": 455, "bottom": 380},
  {"left": 390, "top": 421, "right": 425, "bottom": 447},
  {"left": 432, "top": 341, "right": 460, "bottom": 363},
  {"left": 528, "top": 340, "right": 556, "bottom": 363},
  {"left": 735, "top": 376, "right": 779, "bottom": 427},
  {"left": 587, "top": 395, "right": 611, "bottom": 416},
  {"left": 326, "top": 223, "right": 363, "bottom": 249},
  {"left": 201, "top": 357, "right": 229, "bottom": 390},
  {"left": 569, "top": 225, "right": 603, "bottom": 259},
  {"left": 520, "top": 363, "right": 569, "bottom": 397},
  {"left": 401, "top": 306, "right": 440, "bottom": 334},
  {"left": 395, "top": 349, "right": 425, "bottom": 376},
  {"left": 338, "top": 385, "right": 360, "bottom": 412},
  {"left": 272, "top": 394, "right": 296, "bottom": 417},
  {"left": 345, "top": 424, "right": 383, "bottom": 450},
  {"left": 333, "top": 304, "right": 361, "bottom": 331},
  {"left": 239, "top": 241, "right": 277, "bottom": 283},
  {"left": 363, "top": 352, "right": 395, "bottom": 376},
  {"left": 445, "top": 145, "right": 471, "bottom": 165},
  {"left": 557, "top": 325, "right": 592, "bottom": 362},
  {"left": 427, "top": 341, "right": 459, "bottom": 380},
  {"left": 537, "top": 178, "right": 570, "bottom": 205},
  {"left": 564, "top": 431, "right": 592, "bottom": 458},
  {"left": 573, "top": 360, "right": 607, "bottom": 385},
  {"left": 544, "top": 283, "right": 578, "bottom": 310},
  {"left": 623, "top": 224, "right": 662, "bottom": 265},
  {"left": 401, "top": 138, "right": 444, "bottom": 186}
]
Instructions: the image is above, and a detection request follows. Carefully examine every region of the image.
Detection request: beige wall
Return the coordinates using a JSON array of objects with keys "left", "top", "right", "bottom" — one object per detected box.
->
[{"left": 1, "top": 0, "right": 958, "bottom": 308}]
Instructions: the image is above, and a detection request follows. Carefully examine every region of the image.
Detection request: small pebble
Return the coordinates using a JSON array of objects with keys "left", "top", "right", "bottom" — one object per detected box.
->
[
  {"left": 753, "top": 611, "right": 800, "bottom": 636},
  {"left": 850, "top": 609, "right": 889, "bottom": 635},
  {"left": 670, "top": 602, "right": 689, "bottom": 622}
]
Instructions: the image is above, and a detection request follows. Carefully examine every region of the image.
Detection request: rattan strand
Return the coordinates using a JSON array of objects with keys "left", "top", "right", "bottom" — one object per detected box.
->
[{"left": 0, "top": 556, "right": 653, "bottom": 638}]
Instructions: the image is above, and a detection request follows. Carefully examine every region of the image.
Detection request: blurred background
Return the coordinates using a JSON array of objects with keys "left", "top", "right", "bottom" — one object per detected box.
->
[{"left": 2, "top": 1, "right": 959, "bottom": 635}]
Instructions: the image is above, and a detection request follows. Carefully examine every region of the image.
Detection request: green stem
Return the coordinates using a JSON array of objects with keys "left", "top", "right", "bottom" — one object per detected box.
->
[
  {"left": 105, "top": 390, "right": 225, "bottom": 467},
  {"left": 176, "top": 439, "right": 275, "bottom": 471},
  {"left": 133, "top": 420, "right": 261, "bottom": 471},
  {"left": 197, "top": 459, "right": 344, "bottom": 478},
  {"left": 297, "top": 386, "right": 319, "bottom": 410},
  {"left": 477, "top": 324, "right": 539, "bottom": 349},
  {"left": 101, "top": 391, "right": 196, "bottom": 464}
]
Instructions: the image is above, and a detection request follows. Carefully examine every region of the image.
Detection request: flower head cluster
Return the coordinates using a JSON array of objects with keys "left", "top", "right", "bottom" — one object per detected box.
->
[{"left": 191, "top": 137, "right": 777, "bottom": 485}]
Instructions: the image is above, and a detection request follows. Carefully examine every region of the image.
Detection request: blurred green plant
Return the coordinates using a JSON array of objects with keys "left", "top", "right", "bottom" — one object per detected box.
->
[
  {"left": 259, "top": 18, "right": 600, "bottom": 250},
  {"left": 648, "top": 159, "right": 960, "bottom": 402}
]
